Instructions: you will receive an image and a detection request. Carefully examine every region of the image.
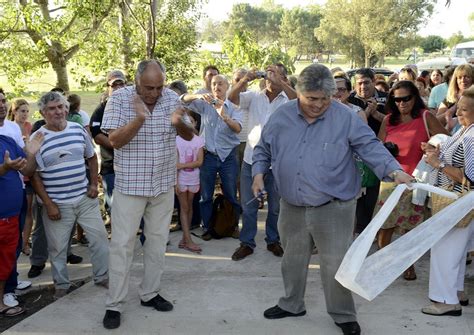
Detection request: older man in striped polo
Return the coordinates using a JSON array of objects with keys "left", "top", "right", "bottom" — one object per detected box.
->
[{"left": 30, "top": 91, "right": 109, "bottom": 299}]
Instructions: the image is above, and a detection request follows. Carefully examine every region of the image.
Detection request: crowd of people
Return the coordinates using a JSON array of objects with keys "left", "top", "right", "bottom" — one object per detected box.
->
[{"left": 0, "top": 59, "right": 473, "bottom": 335}]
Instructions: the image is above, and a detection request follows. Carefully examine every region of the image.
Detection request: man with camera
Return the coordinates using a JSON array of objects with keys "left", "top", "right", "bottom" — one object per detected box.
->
[
  {"left": 181, "top": 75, "right": 243, "bottom": 240},
  {"left": 347, "top": 68, "right": 388, "bottom": 234},
  {"left": 227, "top": 64, "right": 296, "bottom": 261}
]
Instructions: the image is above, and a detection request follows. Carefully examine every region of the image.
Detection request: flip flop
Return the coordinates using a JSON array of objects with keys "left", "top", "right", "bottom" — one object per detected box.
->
[
  {"left": 0, "top": 306, "right": 25, "bottom": 317},
  {"left": 178, "top": 240, "right": 186, "bottom": 248}
]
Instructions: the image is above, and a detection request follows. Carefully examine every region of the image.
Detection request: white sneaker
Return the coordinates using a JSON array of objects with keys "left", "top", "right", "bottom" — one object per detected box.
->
[
  {"left": 3, "top": 293, "right": 19, "bottom": 307},
  {"left": 16, "top": 280, "right": 32, "bottom": 290}
]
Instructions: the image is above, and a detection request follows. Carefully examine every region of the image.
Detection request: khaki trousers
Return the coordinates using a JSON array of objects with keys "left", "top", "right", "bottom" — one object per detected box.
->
[{"left": 106, "top": 188, "right": 174, "bottom": 312}]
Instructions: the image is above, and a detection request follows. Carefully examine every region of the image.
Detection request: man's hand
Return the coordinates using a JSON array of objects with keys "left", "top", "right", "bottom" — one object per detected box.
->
[
  {"left": 3, "top": 151, "right": 27, "bottom": 171},
  {"left": 25, "top": 132, "right": 44, "bottom": 156},
  {"left": 45, "top": 202, "right": 61, "bottom": 221},
  {"left": 252, "top": 174, "right": 265, "bottom": 198},
  {"left": 365, "top": 98, "right": 378, "bottom": 117},
  {"left": 266, "top": 65, "right": 286, "bottom": 86},
  {"left": 392, "top": 170, "right": 414, "bottom": 185},
  {"left": 133, "top": 94, "right": 149, "bottom": 120},
  {"left": 87, "top": 183, "right": 99, "bottom": 198},
  {"left": 171, "top": 107, "right": 186, "bottom": 126}
]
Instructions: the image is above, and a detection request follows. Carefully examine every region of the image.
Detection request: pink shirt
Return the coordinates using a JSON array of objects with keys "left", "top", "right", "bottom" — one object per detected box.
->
[{"left": 176, "top": 135, "right": 204, "bottom": 186}]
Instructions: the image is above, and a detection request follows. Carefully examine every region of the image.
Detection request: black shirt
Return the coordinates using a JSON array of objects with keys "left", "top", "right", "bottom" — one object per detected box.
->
[
  {"left": 90, "top": 101, "right": 114, "bottom": 175},
  {"left": 347, "top": 89, "right": 387, "bottom": 135}
]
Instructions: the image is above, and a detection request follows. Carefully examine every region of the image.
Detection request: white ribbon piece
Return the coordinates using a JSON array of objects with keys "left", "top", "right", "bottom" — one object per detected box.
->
[{"left": 335, "top": 183, "right": 474, "bottom": 301}]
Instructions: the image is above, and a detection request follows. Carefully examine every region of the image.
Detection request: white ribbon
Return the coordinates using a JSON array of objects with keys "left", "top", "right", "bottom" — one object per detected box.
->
[{"left": 335, "top": 183, "right": 474, "bottom": 301}]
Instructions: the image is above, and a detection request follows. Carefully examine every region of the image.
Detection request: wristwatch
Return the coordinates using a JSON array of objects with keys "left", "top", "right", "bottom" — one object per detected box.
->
[
  {"left": 438, "top": 162, "right": 446, "bottom": 171},
  {"left": 389, "top": 169, "right": 403, "bottom": 180}
]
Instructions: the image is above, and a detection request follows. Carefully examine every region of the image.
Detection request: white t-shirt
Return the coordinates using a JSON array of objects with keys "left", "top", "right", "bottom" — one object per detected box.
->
[
  {"left": 240, "top": 90, "right": 290, "bottom": 164},
  {"left": 0, "top": 120, "right": 24, "bottom": 148}
]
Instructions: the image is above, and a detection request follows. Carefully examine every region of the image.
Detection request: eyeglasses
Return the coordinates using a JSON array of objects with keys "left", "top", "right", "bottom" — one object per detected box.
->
[
  {"left": 110, "top": 81, "right": 125, "bottom": 88},
  {"left": 336, "top": 87, "right": 348, "bottom": 93},
  {"left": 393, "top": 95, "right": 413, "bottom": 103}
]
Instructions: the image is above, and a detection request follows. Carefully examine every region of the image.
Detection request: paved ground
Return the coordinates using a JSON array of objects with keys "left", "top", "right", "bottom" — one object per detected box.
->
[{"left": 5, "top": 209, "right": 474, "bottom": 335}]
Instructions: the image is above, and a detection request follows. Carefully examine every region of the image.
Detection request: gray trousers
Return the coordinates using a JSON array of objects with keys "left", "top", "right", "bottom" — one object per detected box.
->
[
  {"left": 42, "top": 195, "right": 109, "bottom": 289},
  {"left": 30, "top": 197, "right": 74, "bottom": 267},
  {"left": 277, "top": 198, "right": 357, "bottom": 323}
]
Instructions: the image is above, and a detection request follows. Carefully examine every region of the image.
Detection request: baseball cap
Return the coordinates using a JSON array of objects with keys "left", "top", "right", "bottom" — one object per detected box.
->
[{"left": 106, "top": 70, "right": 126, "bottom": 86}]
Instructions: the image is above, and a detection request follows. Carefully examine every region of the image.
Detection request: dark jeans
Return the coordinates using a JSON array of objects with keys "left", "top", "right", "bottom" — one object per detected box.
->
[{"left": 200, "top": 148, "right": 241, "bottom": 231}]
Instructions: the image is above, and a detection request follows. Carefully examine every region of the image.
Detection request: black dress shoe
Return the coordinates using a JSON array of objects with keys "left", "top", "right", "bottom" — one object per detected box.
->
[
  {"left": 141, "top": 294, "right": 173, "bottom": 311},
  {"left": 67, "top": 254, "right": 83, "bottom": 264},
  {"left": 28, "top": 264, "right": 45, "bottom": 278},
  {"left": 263, "top": 305, "right": 306, "bottom": 319},
  {"left": 103, "top": 310, "right": 121, "bottom": 329},
  {"left": 335, "top": 321, "right": 361, "bottom": 335}
]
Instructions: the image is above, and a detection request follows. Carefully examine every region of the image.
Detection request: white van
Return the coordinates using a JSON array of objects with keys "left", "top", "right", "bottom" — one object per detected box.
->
[{"left": 451, "top": 41, "right": 474, "bottom": 60}]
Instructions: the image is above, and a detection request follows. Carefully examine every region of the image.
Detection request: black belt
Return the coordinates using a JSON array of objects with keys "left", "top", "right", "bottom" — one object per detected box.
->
[
  {"left": 204, "top": 149, "right": 218, "bottom": 156},
  {"left": 306, "top": 198, "right": 339, "bottom": 208}
]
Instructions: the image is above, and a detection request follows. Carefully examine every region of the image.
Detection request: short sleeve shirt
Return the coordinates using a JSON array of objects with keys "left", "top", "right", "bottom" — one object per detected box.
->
[{"left": 101, "top": 86, "right": 180, "bottom": 197}]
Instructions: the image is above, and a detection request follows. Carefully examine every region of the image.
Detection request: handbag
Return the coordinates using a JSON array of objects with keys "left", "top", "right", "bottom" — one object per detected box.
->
[
  {"left": 431, "top": 174, "right": 474, "bottom": 228},
  {"left": 356, "top": 160, "right": 379, "bottom": 188}
]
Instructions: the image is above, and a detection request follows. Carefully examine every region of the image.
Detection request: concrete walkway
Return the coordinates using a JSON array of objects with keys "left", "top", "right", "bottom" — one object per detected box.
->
[{"left": 5, "top": 210, "right": 474, "bottom": 335}]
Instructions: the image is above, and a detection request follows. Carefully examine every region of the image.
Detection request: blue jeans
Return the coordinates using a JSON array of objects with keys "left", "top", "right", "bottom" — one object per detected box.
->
[
  {"left": 102, "top": 173, "right": 115, "bottom": 214},
  {"left": 239, "top": 162, "right": 280, "bottom": 248},
  {"left": 200, "top": 148, "right": 241, "bottom": 231}
]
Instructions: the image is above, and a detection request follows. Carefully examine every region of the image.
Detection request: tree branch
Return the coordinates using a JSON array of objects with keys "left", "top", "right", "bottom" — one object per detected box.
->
[
  {"left": 59, "top": 12, "right": 78, "bottom": 36},
  {"left": 124, "top": 0, "right": 148, "bottom": 32},
  {"left": 49, "top": 6, "right": 67, "bottom": 13}
]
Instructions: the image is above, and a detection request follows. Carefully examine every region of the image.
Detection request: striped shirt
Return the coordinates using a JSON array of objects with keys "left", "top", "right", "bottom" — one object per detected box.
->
[
  {"left": 438, "top": 124, "right": 474, "bottom": 192},
  {"left": 101, "top": 86, "right": 180, "bottom": 197},
  {"left": 33, "top": 122, "right": 94, "bottom": 204}
]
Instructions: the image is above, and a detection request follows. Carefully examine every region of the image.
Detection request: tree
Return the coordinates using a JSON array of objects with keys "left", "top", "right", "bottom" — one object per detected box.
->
[
  {"left": 446, "top": 32, "right": 466, "bottom": 48},
  {"left": 420, "top": 35, "right": 447, "bottom": 53},
  {"left": 279, "top": 6, "right": 323, "bottom": 61},
  {"left": 0, "top": 0, "right": 115, "bottom": 92},
  {"left": 200, "top": 19, "right": 223, "bottom": 43},
  {"left": 316, "top": 0, "right": 435, "bottom": 67},
  {"left": 71, "top": 0, "right": 203, "bottom": 86}
]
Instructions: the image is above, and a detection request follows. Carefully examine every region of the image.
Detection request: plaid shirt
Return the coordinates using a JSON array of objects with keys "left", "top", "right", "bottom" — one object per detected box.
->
[{"left": 101, "top": 86, "right": 179, "bottom": 197}]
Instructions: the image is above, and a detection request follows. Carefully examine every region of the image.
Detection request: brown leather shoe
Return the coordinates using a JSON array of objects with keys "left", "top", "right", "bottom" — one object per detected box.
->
[
  {"left": 231, "top": 245, "right": 253, "bottom": 261},
  {"left": 267, "top": 242, "right": 284, "bottom": 257}
]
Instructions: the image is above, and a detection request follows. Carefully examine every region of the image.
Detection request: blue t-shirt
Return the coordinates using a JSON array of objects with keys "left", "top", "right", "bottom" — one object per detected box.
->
[{"left": 0, "top": 135, "right": 25, "bottom": 218}]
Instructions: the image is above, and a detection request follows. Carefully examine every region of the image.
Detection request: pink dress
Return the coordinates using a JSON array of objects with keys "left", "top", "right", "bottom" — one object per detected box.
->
[
  {"left": 176, "top": 135, "right": 204, "bottom": 186},
  {"left": 385, "top": 110, "right": 429, "bottom": 175}
]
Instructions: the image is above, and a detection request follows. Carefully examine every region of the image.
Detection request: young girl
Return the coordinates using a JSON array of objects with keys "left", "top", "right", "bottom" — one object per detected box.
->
[
  {"left": 176, "top": 113, "right": 204, "bottom": 253},
  {"left": 7, "top": 99, "right": 33, "bottom": 255}
]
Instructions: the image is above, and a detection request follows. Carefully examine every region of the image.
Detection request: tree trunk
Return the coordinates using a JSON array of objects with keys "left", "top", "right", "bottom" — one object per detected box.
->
[
  {"left": 119, "top": 0, "right": 133, "bottom": 76},
  {"left": 364, "top": 48, "right": 370, "bottom": 68},
  {"left": 47, "top": 42, "right": 70, "bottom": 92}
]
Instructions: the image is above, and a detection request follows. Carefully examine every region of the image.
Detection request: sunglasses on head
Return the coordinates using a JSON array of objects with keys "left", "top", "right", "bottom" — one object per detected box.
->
[{"left": 393, "top": 95, "right": 413, "bottom": 103}]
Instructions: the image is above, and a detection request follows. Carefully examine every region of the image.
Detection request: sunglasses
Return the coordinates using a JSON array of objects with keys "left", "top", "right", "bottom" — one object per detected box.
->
[{"left": 393, "top": 95, "right": 413, "bottom": 103}]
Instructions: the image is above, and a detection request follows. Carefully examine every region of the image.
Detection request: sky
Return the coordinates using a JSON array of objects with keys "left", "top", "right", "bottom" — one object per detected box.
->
[{"left": 201, "top": 0, "right": 474, "bottom": 39}]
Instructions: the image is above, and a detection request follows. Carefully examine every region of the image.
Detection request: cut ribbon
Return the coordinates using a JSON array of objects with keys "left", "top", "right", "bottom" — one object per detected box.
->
[{"left": 335, "top": 183, "right": 474, "bottom": 301}]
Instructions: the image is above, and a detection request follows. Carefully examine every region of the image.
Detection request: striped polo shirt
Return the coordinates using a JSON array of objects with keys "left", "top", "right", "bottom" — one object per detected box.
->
[{"left": 33, "top": 122, "right": 95, "bottom": 204}]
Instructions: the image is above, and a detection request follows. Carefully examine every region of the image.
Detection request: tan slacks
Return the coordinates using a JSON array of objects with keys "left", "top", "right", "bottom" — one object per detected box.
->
[{"left": 105, "top": 188, "right": 174, "bottom": 312}]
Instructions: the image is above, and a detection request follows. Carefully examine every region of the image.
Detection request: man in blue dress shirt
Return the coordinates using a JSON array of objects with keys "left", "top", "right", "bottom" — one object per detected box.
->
[{"left": 252, "top": 64, "right": 413, "bottom": 335}]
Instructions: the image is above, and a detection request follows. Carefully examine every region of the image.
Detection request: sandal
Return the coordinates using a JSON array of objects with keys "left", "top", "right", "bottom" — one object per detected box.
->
[
  {"left": 178, "top": 240, "right": 186, "bottom": 248},
  {"left": 403, "top": 265, "right": 417, "bottom": 281},
  {"left": 0, "top": 306, "right": 25, "bottom": 317}
]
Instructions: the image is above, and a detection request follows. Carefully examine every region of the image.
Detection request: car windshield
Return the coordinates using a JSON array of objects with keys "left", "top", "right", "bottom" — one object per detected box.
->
[{"left": 452, "top": 47, "right": 474, "bottom": 58}]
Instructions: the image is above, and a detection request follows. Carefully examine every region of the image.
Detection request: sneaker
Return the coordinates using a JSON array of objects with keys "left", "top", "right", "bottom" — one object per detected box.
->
[
  {"left": 16, "top": 280, "right": 32, "bottom": 290},
  {"left": 3, "top": 293, "right": 19, "bottom": 307},
  {"left": 103, "top": 310, "right": 121, "bottom": 329},
  {"left": 67, "top": 254, "right": 83, "bottom": 264},
  {"left": 53, "top": 288, "right": 69, "bottom": 300},
  {"left": 28, "top": 264, "right": 45, "bottom": 278},
  {"left": 141, "top": 294, "right": 173, "bottom": 311}
]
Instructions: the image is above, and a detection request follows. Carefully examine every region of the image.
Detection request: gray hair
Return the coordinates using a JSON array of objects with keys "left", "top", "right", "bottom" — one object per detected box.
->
[
  {"left": 168, "top": 80, "right": 188, "bottom": 95},
  {"left": 212, "top": 74, "right": 229, "bottom": 86},
  {"left": 296, "top": 64, "right": 336, "bottom": 96},
  {"left": 135, "top": 59, "right": 166, "bottom": 81},
  {"left": 38, "top": 91, "right": 69, "bottom": 112},
  {"left": 233, "top": 68, "right": 248, "bottom": 76}
]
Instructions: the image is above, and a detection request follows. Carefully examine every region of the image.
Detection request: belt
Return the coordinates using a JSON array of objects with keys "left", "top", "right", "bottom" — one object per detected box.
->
[
  {"left": 204, "top": 149, "right": 218, "bottom": 156},
  {"left": 305, "top": 198, "right": 339, "bottom": 209}
]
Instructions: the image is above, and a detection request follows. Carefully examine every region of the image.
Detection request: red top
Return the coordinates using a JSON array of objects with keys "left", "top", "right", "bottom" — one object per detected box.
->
[{"left": 385, "top": 110, "right": 429, "bottom": 175}]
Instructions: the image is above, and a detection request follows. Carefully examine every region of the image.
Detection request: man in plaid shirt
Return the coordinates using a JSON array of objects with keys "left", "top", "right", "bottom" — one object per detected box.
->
[{"left": 101, "top": 59, "right": 193, "bottom": 329}]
